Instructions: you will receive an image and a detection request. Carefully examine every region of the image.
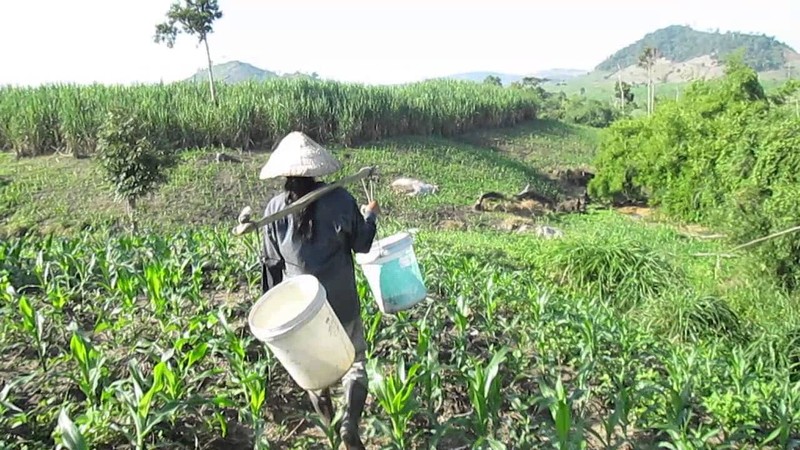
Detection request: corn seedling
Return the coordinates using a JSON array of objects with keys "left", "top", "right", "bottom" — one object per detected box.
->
[
  {"left": 465, "top": 347, "right": 510, "bottom": 440},
  {"left": 111, "top": 361, "right": 182, "bottom": 450},
  {"left": 370, "top": 357, "right": 422, "bottom": 449},
  {"left": 18, "top": 295, "right": 48, "bottom": 370},
  {"left": 55, "top": 408, "right": 89, "bottom": 450},
  {"left": 69, "top": 332, "right": 108, "bottom": 406}
]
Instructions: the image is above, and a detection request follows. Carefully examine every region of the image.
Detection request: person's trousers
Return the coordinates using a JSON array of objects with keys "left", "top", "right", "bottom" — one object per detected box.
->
[
  {"left": 307, "top": 316, "right": 368, "bottom": 422},
  {"left": 340, "top": 317, "right": 368, "bottom": 388}
]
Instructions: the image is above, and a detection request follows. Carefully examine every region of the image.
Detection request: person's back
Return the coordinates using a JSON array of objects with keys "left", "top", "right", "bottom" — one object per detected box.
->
[{"left": 263, "top": 183, "right": 376, "bottom": 327}]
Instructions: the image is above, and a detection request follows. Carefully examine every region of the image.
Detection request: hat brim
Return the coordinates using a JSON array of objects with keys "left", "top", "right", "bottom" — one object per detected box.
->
[{"left": 259, "top": 132, "right": 342, "bottom": 179}]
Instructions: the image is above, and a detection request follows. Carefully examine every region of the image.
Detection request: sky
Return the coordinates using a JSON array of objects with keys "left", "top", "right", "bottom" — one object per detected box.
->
[{"left": 2, "top": 0, "right": 798, "bottom": 86}]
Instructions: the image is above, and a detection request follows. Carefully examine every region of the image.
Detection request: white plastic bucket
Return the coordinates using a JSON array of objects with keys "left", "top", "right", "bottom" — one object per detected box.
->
[
  {"left": 248, "top": 274, "right": 355, "bottom": 391},
  {"left": 355, "top": 231, "right": 428, "bottom": 314}
]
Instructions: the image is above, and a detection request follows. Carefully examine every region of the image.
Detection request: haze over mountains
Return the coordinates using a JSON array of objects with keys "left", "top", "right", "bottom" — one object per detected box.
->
[{"left": 186, "top": 25, "right": 799, "bottom": 86}]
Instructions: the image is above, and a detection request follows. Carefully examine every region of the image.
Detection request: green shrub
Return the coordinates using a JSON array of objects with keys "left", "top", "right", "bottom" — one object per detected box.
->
[
  {"left": 96, "top": 110, "right": 175, "bottom": 227},
  {"left": 588, "top": 55, "right": 800, "bottom": 290}
]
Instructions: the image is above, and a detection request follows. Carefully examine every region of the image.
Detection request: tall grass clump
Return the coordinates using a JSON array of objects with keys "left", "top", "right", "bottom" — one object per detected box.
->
[
  {"left": 0, "top": 78, "right": 539, "bottom": 157},
  {"left": 636, "top": 290, "right": 747, "bottom": 343},
  {"left": 537, "top": 235, "right": 681, "bottom": 310}
]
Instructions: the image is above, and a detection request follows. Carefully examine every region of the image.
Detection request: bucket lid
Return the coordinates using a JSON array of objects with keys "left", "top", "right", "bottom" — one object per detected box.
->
[
  {"left": 355, "top": 232, "right": 412, "bottom": 265},
  {"left": 248, "top": 274, "right": 326, "bottom": 340}
]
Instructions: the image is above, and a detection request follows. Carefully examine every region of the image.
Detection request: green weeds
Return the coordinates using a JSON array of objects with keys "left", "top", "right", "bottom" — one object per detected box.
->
[{"left": 1, "top": 208, "right": 799, "bottom": 448}]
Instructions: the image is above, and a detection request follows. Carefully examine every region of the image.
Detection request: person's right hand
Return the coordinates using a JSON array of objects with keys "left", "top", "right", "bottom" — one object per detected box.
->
[{"left": 364, "top": 200, "right": 380, "bottom": 216}]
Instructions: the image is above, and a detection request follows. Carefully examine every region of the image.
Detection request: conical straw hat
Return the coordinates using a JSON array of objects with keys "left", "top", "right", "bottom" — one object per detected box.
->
[{"left": 259, "top": 131, "right": 342, "bottom": 179}]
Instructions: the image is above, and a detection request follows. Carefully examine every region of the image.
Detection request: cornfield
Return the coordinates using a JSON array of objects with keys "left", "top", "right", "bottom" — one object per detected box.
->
[
  {"left": 0, "top": 79, "right": 538, "bottom": 157},
  {"left": 2, "top": 228, "right": 800, "bottom": 449}
]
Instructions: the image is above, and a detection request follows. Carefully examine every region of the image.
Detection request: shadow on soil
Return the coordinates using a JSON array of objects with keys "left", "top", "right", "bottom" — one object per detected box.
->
[
  {"left": 459, "top": 140, "right": 563, "bottom": 199},
  {"left": 458, "top": 119, "right": 588, "bottom": 145}
]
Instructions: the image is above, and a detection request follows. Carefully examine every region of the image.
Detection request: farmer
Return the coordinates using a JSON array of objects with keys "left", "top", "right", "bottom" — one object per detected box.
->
[{"left": 258, "top": 131, "right": 379, "bottom": 449}]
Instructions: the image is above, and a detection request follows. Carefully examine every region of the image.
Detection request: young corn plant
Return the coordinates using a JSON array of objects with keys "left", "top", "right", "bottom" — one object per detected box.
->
[
  {"left": 115, "top": 267, "right": 141, "bottom": 310},
  {"left": 216, "top": 310, "right": 271, "bottom": 449},
  {"left": 480, "top": 276, "right": 500, "bottom": 324},
  {"left": 370, "top": 357, "right": 422, "bottom": 449},
  {"left": 18, "top": 295, "right": 48, "bottom": 370},
  {"left": 142, "top": 262, "right": 168, "bottom": 317},
  {"left": 69, "top": 332, "right": 108, "bottom": 406},
  {"left": 32, "top": 249, "right": 55, "bottom": 291},
  {"left": 54, "top": 408, "right": 89, "bottom": 450},
  {"left": 111, "top": 360, "right": 181, "bottom": 450},
  {"left": 238, "top": 359, "right": 270, "bottom": 450},
  {"left": 586, "top": 367, "right": 642, "bottom": 450},
  {"left": 304, "top": 407, "right": 344, "bottom": 450},
  {"left": 0, "top": 376, "right": 26, "bottom": 430},
  {"left": 539, "top": 377, "right": 587, "bottom": 450},
  {"left": 415, "top": 311, "right": 444, "bottom": 417},
  {"left": 758, "top": 383, "right": 800, "bottom": 449},
  {"left": 464, "top": 346, "right": 509, "bottom": 443}
]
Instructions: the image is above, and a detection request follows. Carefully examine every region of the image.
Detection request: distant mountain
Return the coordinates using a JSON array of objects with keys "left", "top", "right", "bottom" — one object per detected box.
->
[
  {"left": 444, "top": 72, "right": 524, "bottom": 85},
  {"left": 444, "top": 68, "right": 587, "bottom": 85},
  {"left": 533, "top": 69, "right": 588, "bottom": 81},
  {"left": 596, "top": 25, "right": 799, "bottom": 73},
  {"left": 186, "top": 60, "right": 318, "bottom": 84}
]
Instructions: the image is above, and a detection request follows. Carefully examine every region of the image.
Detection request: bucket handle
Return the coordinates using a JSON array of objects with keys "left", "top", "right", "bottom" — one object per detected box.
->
[
  {"left": 361, "top": 174, "right": 420, "bottom": 257},
  {"left": 361, "top": 175, "right": 386, "bottom": 256}
]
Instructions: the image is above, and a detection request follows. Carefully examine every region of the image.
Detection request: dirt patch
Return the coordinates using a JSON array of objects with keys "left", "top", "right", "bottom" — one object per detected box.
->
[
  {"left": 615, "top": 206, "right": 655, "bottom": 220},
  {"left": 545, "top": 166, "right": 596, "bottom": 196},
  {"left": 438, "top": 219, "right": 468, "bottom": 231},
  {"left": 674, "top": 223, "right": 725, "bottom": 239},
  {"left": 474, "top": 197, "right": 551, "bottom": 217}
]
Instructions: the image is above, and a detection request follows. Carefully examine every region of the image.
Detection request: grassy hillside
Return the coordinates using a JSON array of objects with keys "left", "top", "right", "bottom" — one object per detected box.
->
[
  {"left": 596, "top": 24, "right": 798, "bottom": 72},
  {"left": 542, "top": 25, "right": 797, "bottom": 104},
  {"left": 0, "top": 120, "right": 596, "bottom": 237},
  {"left": 3, "top": 114, "right": 800, "bottom": 448},
  {"left": 544, "top": 67, "right": 789, "bottom": 107}
]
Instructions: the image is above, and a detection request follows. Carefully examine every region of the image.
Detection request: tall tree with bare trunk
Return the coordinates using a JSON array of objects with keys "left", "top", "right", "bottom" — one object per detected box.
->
[
  {"left": 154, "top": 0, "right": 223, "bottom": 105},
  {"left": 638, "top": 47, "right": 659, "bottom": 115}
]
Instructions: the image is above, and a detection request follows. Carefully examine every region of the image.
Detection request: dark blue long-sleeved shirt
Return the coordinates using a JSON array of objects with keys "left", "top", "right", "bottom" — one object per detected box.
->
[{"left": 262, "top": 183, "right": 377, "bottom": 327}]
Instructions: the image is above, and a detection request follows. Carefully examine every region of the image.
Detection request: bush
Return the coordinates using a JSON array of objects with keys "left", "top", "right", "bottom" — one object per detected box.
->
[
  {"left": 96, "top": 110, "right": 175, "bottom": 227},
  {"left": 588, "top": 55, "right": 800, "bottom": 290},
  {"left": 537, "top": 92, "right": 620, "bottom": 128}
]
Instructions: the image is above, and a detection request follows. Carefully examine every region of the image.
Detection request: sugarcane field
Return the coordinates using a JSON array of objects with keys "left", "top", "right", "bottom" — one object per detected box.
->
[{"left": 3, "top": 1, "right": 800, "bottom": 449}]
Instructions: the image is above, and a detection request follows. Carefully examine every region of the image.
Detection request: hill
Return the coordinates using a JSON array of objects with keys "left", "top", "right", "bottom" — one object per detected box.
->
[
  {"left": 535, "top": 68, "right": 588, "bottom": 81},
  {"left": 596, "top": 25, "right": 799, "bottom": 73},
  {"left": 444, "top": 71, "right": 525, "bottom": 85},
  {"left": 544, "top": 25, "right": 799, "bottom": 99},
  {"left": 186, "top": 60, "right": 318, "bottom": 84}
]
